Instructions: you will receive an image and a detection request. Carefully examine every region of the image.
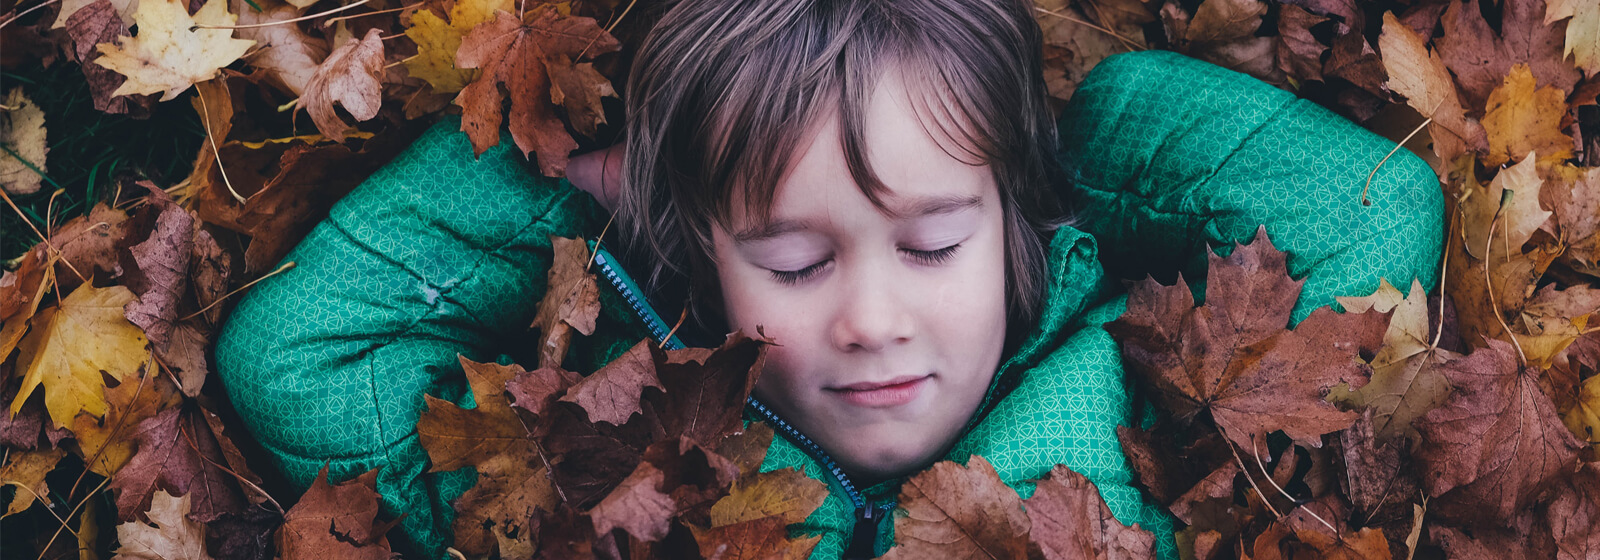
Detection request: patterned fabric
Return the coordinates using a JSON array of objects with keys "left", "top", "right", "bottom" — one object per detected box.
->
[{"left": 213, "top": 50, "right": 1443, "bottom": 559}]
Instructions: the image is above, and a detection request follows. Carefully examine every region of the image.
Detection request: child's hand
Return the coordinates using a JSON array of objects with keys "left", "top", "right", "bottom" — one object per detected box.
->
[{"left": 567, "top": 143, "right": 624, "bottom": 211}]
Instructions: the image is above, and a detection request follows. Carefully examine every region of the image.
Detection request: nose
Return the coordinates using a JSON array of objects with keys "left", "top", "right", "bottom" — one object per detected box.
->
[{"left": 829, "top": 264, "right": 916, "bottom": 352}]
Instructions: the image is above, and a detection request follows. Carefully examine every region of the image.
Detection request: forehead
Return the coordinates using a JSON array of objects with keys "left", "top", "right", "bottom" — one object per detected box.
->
[{"left": 731, "top": 70, "right": 995, "bottom": 228}]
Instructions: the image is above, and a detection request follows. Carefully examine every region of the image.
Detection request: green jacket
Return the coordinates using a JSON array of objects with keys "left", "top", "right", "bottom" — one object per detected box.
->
[{"left": 215, "top": 51, "right": 1441, "bottom": 559}]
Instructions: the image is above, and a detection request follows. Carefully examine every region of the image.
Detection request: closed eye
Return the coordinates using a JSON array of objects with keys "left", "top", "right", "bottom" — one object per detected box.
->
[
  {"left": 902, "top": 244, "right": 961, "bottom": 266},
  {"left": 770, "top": 260, "right": 830, "bottom": 285}
]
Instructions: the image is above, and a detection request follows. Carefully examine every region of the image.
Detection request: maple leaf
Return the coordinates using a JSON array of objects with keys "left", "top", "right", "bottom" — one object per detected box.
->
[
  {"left": 1545, "top": 0, "right": 1600, "bottom": 76},
  {"left": 1331, "top": 279, "right": 1458, "bottom": 443},
  {"left": 123, "top": 188, "right": 194, "bottom": 348},
  {"left": 1445, "top": 154, "right": 1558, "bottom": 349},
  {"left": 1105, "top": 228, "right": 1386, "bottom": 449},
  {"left": 708, "top": 467, "right": 828, "bottom": 527},
  {"left": 1544, "top": 462, "right": 1600, "bottom": 560},
  {"left": 530, "top": 236, "right": 600, "bottom": 368},
  {"left": 449, "top": 454, "right": 559, "bottom": 557},
  {"left": 1482, "top": 64, "right": 1576, "bottom": 170},
  {"left": 230, "top": 0, "right": 328, "bottom": 97},
  {"left": 880, "top": 455, "right": 1031, "bottom": 559},
  {"left": 53, "top": 0, "right": 136, "bottom": 29},
  {"left": 1434, "top": 0, "right": 1579, "bottom": 110},
  {"left": 92, "top": 0, "right": 256, "bottom": 102},
  {"left": 1167, "top": 0, "right": 1281, "bottom": 82},
  {"left": 1548, "top": 167, "right": 1600, "bottom": 278},
  {"left": 0, "top": 247, "right": 54, "bottom": 361},
  {"left": 1033, "top": 0, "right": 1132, "bottom": 103},
  {"left": 1276, "top": 5, "right": 1330, "bottom": 83},
  {"left": 1564, "top": 373, "right": 1600, "bottom": 446},
  {"left": 453, "top": 7, "right": 620, "bottom": 175},
  {"left": 109, "top": 404, "right": 263, "bottom": 523},
  {"left": 1413, "top": 338, "right": 1582, "bottom": 525},
  {"left": 71, "top": 370, "right": 181, "bottom": 477},
  {"left": 48, "top": 203, "right": 132, "bottom": 294},
  {"left": 13, "top": 283, "right": 149, "bottom": 429},
  {"left": 560, "top": 339, "right": 663, "bottom": 425},
  {"left": 301, "top": 27, "right": 385, "bottom": 143},
  {"left": 588, "top": 460, "right": 677, "bottom": 542},
  {"left": 1335, "top": 410, "right": 1420, "bottom": 517},
  {"left": 647, "top": 331, "right": 770, "bottom": 446},
  {"left": 692, "top": 515, "right": 821, "bottom": 560},
  {"left": 1168, "top": 461, "right": 1240, "bottom": 525},
  {"left": 1249, "top": 496, "right": 1390, "bottom": 560},
  {"left": 1378, "top": 11, "right": 1489, "bottom": 164},
  {"left": 112, "top": 490, "right": 213, "bottom": 560},
  {"left": 1025, "top": 464, "right": 1156, "bottom": 560},
  {"left": 419, "top": 357, "right": 535, "bottom": 473},
  {"left": 0, "top": 447, "right": 65, "bottom": 517},
  {"left": 275, "top": 466, "right": 398, "bottom": 560},
  {"left": 0, "top": 86, "right": 48, "bottom": 196},
  {"left": 62, "top": 0, "right": 156, "bottom": 115},
  {"left": 401, "top": 0, "right": 512, "bottom": 93}
]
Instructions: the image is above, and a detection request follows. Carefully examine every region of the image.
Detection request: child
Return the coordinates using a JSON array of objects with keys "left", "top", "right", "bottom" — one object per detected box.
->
[{"left": 215, "top": 0, "right": 1442, "bottom": 557}]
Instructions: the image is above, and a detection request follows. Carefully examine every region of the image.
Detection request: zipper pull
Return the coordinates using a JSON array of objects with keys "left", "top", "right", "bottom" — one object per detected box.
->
[{"left": 844, "top": 503, "right": 880, "bottom": 559}]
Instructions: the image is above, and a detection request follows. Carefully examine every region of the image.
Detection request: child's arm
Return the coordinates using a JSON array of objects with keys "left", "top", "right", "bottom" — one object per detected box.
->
[{"left": 213, "top": 115, "right": 610, "bottom": 558}]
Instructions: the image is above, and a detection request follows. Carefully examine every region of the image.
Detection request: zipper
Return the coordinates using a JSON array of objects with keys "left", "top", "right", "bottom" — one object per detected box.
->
[{"left": 589, "top": 244, "right": 891, "bottom": 523}]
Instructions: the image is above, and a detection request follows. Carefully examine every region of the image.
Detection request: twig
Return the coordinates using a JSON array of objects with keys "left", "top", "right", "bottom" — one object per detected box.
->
[
  {"left": 576, "top": 0, "right": 637, "bottom": 59},
  {"left": 193, "top": 0, "right": 372, "bottom": 29},
  {"left": 0, "top": 188, "right": 88, "bottom": 283},
  {"left": 172, "top": 395, "right": 285, "bottom": 515},
  {"left": 0, "top": 476, "right": 81, "bottom": 541},
  {"left": 1251, "top": 436, "right": 1336, "bottom": 534},
  {"left": 0, "top": 0, "right": 60, "bottom": 30},
  {"left": 1034, "top": 4, "right": 1142, "bottom": 53},
  {"left": 178, "top": 261, "right": 296, "bottom": 321},
  {"left": 586, "top": 210, "right": 618, "bottom": 271},
  {"left": 383, "top": 53, "right": 420, "bottom": 70},
  {"left": 1482, "top": 204, "right": 1528, "bottom": 365},
  {"left": 323, "top": 2, "right": 420, "bottom": 24},
  {"left": 36, "top": 469, "right": 111, "bottom": 560},
  {"left": 1362, "top": 117, "right": 1434, "bottom": 206},
  {"left": 1224, "top": 429, "right": 1282, "bottom": 519},
  {"left": 660, "top": 305, "right": 687, "bottom": 349},
  {"left": 196, "top": 85, "right": 246, "bottom": 204}
]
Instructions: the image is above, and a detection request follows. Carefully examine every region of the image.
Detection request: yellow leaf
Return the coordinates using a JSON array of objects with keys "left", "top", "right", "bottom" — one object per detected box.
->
[
  {"left": 13, "top": 284, "right": 149, "bottom": 429},
  {"left": 402, "top": 0, "right": 513, "bottom": 93},
  {"left": 0, "top": 448, "right": 66, "bottom": 517},
  {"left": 1482, "top": 64, "right": 1573, "bottom": 170},
  {"left": 709, "top": 467, "right": 829, "bottom": 528},
  {"left": 1546, "top": 0, "right": 1600, "bottom": 76},
  {"left": 1, "top": 87, "right": 49, "bottom": 196},
  {"left": 1564, "top": 373, "right": 1600, "bottom": 447},
  {"left": 1461, "top": 153, "right": 1551, "bottom": 262},
  {"left": 93, "top": 0, "right": 256, "bottom": 102},
  {"left": 51, "top": 0, "right": 137, "bottom": 29}
]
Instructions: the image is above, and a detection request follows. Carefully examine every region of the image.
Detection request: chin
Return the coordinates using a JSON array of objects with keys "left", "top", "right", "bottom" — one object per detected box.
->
[{"left": 838, "top": 434, "right": 941, "bottom": 481}]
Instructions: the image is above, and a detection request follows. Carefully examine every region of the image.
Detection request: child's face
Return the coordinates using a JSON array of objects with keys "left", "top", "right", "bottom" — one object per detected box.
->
[{"left": 711, "top": 71, "right": 1009, "bottom": 481}]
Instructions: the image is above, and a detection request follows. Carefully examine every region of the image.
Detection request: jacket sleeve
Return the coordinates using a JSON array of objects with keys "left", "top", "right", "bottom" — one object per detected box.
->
[
  {"left": 1059, "top": 50, "right": 1444, "bottom": 323},
  {"left": 213, "top": 115, "right": 623, "bottom": 558}
]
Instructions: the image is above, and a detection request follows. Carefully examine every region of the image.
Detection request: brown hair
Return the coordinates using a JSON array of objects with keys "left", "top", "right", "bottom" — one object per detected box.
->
[{"left": 617, "top": 0, "right": 1070, "bottom": 337}]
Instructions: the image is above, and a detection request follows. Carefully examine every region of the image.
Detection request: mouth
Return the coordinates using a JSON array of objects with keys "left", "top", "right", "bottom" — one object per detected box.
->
[{"left": 825, "top": 374, "right": 931, "bottom": 408}]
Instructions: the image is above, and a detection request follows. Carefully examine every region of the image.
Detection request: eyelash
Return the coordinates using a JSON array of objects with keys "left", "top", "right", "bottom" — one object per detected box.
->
[{"left": 768, "top": 244, "right": 964, "bottom": 285}]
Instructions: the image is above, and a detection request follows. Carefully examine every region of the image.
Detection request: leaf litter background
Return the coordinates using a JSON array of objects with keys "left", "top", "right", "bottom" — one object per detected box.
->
[{"left": 0, "top": 0, "right": 1597, "bottom": 557}]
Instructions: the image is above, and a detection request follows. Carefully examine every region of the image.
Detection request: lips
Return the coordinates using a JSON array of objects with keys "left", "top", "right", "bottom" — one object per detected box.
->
[{"left": 826, "top": 374, "right": 931, "bottom": 408}]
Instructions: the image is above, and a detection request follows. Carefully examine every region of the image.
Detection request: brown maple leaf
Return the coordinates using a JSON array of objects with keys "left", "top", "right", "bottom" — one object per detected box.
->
[
  {"left": 275, "top": 466, "right": 399, "bottom": 560},
  {"left": 453, "top": 6, "right": 620, "bottom": 176},
  {"left": 588, "top": 460, "right": 677, "bottom": 542},
  {"left": 1433, "top": 0, "right": 1580, "bottom": 110},
  {"left": 559, "top": 339, "right": 663, "bottom": 425},
  {"left": 1025, "top": 464, "right": 1156, "bottom": 560},
  {"left": 1544, "top": 462, "right": 1600, "bottom": 560},
  {"left": 880, "top": 455, "right": 1031, "bottom": 559},
  {"left": 123, "top": 186, "right": 194, "bottom": 349},
  {"left": 1105, "top": 227, "right": 1386, "bottom": 450},
  {"left": 692, "top": 515, "right": 820, "bottom": 560},
  {"left": 1249, "top": 496, "right": 1390, "bottom": 560},
  {"left": 1413, "top": 338, "right": 1583, "bottom": 525},
  {"left": 529, "top": 236, "right": 601, "bottom": 369},
  {"left": 108, "top": 403, "right": 263, "bottom": 524},
  {"left": 301, "top": 27, "right": 385, "bottom": 143}
]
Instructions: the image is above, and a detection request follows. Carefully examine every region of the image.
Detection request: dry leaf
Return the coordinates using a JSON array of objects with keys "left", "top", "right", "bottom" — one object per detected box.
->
[
  {"left": 13, "top": 283, "right": 149, "bottom": 429},
  {"left": 880, "top": 456, "right": 1030, "bottom": 559},
  {"left": 111, "top": 490, "right": 213, "bottom": 560},
  {"left": 1482, "top": 64, "right": 1575, "bottom": 169},
  {"left": 0, "top": 87, "right": 48, "bottom": 196},
  {"left": 92, "top": 0, "right": 256, "bottom": 102},
  {"left": 301, "top": 27, "right": 384, "bottom": 142},
  {"left": 1025, "top": 464, "right": 1156, "bottom": 560},
  {"left": 274, "top": 467, "right": 397, "bottom": 560}
]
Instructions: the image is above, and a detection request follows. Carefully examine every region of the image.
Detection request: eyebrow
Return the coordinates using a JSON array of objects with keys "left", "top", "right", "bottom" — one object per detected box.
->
[{"left": 732, "top": 194, "right": 983, "bottom": 243}]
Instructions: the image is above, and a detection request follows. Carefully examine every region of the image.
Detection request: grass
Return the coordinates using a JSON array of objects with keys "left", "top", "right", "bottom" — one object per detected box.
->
[{"left": 2, "top": 59, "right": 207, "bottom": 262}]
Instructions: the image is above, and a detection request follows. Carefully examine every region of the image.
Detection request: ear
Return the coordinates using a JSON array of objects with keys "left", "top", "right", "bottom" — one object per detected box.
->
[{"left": 567, "top": 143, "right": 625, "bottom": 211}]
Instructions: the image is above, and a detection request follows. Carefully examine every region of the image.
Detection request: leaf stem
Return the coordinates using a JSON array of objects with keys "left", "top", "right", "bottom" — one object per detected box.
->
[{"left": 193, "top": 0, "right": 372, "bottom": 29}]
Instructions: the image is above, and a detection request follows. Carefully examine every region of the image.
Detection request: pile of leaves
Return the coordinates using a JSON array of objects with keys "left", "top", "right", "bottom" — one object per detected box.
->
[{"left": 0, "top": 0, "right": 1598, "bottom": 557}]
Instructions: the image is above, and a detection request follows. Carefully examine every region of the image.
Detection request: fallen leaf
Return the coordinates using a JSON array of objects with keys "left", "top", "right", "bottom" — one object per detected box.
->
[
  {"left": 453, "top": 7, "right": 619, "bottom": 175},
  {"left": 53, "top": 0, "right": 137, "bottom": 28},
  {"left": 1106, "top": 228, "right": 1386, "bottom": 449},
  {"left": 880, "top": 456, "right": 1030, "bottom": 559},
  {"left": 692, "top": 515, "right": 819, "bottom": 560},
  {"left": 708, "top": 467, "right": 827, "bottom": 528},
  {"left": 588, "top": 460, "right": 676, "bottom": 542},
  {"left": 123, "top": 191, "right": 193, "bottom": 348},
  {"left": 112, "top": 490, "right": 213, "bottom": 560},
  {"left": 1544, "top": 462, "right": 1600, "bottom": 560},
  {"left": 301, "top": 27, "right": 384, "bottom": 142},
  {"left": 1413, "top": 338, "right": 1583, "bottom": 525},
  {"left": 70, "top": 370, "right": 181, "bottom": 477},
  {"left": 530, "top": 236, "right": 601, "bottom": 368},
  {"left": 274, "top": 466, "right": 396, "bottom": 560},
  {"left": 560, "top": 339, "right": 663, "bottom": 425},
  {"left": 1483, "top": 64, "right": 1576, "bottom": 169},
  {"left": 449, "top": 454, "right": 558, "bottom": 557},
  {"left": 401, "top": 0, "right": 513, "bottom": 93},
  {"left": 1378, "top": 11, "right": 1489, "bottom": 163},
  {"left": 1434, "top": 0, "right": 1579, "bottom": 109},
  {"left": 48, "top": 203, "right": 132, "bottom": 294},
  {"left": 1025, "top": 464, "right": 1156, "bottom": 560},
  {"left": 230, "top": 0, "right": 328, "bottom": 96},
  {"left": 0, "top": 447, "right": 65, "bottom": 516},
  {"left": 1545, "top": 0, "right": 1600, "bottom": 76},
  {"left": 1250, "top": 496, "right": 1390, "bottom": 560},
  {"left": 92, "top": 0, "right": 256, "bottom": 102},
  {"left": 108, "top": 405, "right": 255, "bottom": 524},
  {"left": 1446, "top": 154, "right": 1558, "bottom": 347},
  {"left": 0, "top": 86, "right": 48, "bottom": 196},
  {"left": 1331, "top": 279, "right": 1458, "bottom": 442},
  {"left": 13, "top": 283, "right": 149, "bottom": 429},
  {"left": 63, "top": 1, "right": 147, "bottom": 115}
]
